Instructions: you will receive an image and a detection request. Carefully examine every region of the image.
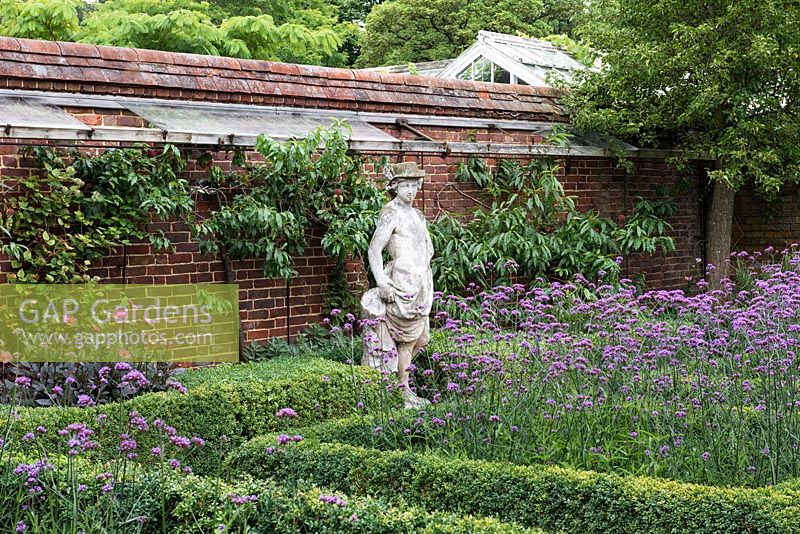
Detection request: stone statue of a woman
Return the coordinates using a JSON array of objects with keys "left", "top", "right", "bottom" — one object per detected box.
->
[{"left": 361, "top": 162, "right": 433, "bottom": 408}]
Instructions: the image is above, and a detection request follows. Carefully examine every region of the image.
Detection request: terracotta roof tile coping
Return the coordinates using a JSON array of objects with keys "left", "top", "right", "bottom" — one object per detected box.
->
[
  {"left": 1, "top": 36, "right": 563, "bottom": 98},
  {"left": 0, "top": 36, "right": 567, "bottom": 121}
]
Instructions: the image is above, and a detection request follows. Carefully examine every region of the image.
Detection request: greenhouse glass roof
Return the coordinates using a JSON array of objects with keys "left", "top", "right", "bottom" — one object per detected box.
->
[{"left": 437, "top": 31, "right": 586, "bottom": 87}]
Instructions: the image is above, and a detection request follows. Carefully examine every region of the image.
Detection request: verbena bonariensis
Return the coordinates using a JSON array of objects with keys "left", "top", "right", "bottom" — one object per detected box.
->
[
  {"left": 0, "top": 394, "right": 221, "bottom": 531},
  {"left": 334, "top": 248, "right": 800, "bottom": 487}
]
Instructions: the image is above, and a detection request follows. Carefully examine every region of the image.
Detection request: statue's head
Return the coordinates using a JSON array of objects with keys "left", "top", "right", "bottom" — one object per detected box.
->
[{"left": 385, "top": 162, "right": 425, "bottom": 204}]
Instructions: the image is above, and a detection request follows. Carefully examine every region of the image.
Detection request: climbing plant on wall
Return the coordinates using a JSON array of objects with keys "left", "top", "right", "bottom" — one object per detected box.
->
[
  {"left": 0, "top": 126, "right": 679, "bottom": 309},
  {"left": 0, "top": 145, "right": 194, "bottom": 283},
  {"left": 193, "top": 124, "right": 385, "bottom": 289},
  {"left": 429, "top": 156, "right": 677, "bottom": 291}
]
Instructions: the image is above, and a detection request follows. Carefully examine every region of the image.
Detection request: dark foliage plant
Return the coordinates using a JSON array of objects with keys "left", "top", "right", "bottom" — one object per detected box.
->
[
  {"left": 243, "top": 323, "right": 358, "bottom": 364},
  {"left": 0, "top": 362, "right": 178, "bottom": 407}
]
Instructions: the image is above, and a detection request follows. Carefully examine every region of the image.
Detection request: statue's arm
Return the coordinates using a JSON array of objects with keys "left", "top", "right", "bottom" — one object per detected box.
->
[
  {"left": 368, "top": 208, "right": 397, "bottom": 300},
  {"left": 423, "top": 216, "right": 434, "bottom": 259},
  {"left": 416, "top": 209, "right": 434, "bottom": 260}
]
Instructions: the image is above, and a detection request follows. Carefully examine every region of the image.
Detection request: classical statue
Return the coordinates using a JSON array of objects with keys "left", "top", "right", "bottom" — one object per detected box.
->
[{"left": 361, "top": 162, "right": 433, "bottom": 409}]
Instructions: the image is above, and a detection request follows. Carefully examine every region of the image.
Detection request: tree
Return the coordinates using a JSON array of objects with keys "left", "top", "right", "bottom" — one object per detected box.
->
[
  {"left": 565, "top": 0, "right": 800, "bottom": 285},
  {"left": 356, "top": 0, "right": 579, "bottom": 67},
  {"left": 204, "top": 0, "right": 361, "bottom": 66},
  {"left": 0, "top": 0, "right": 351, "bottom": 65},
  {"left": 330, "top": 0, "right": 383, "bottom": 23},
  {"left": 0, "top": 0, "right": 82, "bottom": 41}
]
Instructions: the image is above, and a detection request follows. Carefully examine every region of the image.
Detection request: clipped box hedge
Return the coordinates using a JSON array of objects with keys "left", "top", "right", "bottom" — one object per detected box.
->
[
  {"left": 0, "top": 454, "right": 542, "bottom": 534},
  {"left": 161, "top": 473, "right": 545, "bottom": 534},
  {"left": 6, "top": 357, "right": 399, "bottom": 475},
  {"left": 227, "top": 437, "right": 800, "bottom": 534}
]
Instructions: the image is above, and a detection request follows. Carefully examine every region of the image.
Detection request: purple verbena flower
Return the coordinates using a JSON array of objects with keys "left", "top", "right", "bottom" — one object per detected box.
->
[{"left": 275, "top": 407, "right": 299, "bottom": 418}]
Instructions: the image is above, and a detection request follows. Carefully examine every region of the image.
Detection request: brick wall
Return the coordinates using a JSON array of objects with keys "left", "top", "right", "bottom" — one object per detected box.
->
[
  {"left": 732, "top": 182, "right": 800, "bottom": 252},
  {"left": 0, "top": 133, "right": 335, "bottom": 343},
  {"left": 560, "top": 157, "right": 706, "bottom": 288},
  {"left": 11, "top": 123, "right": 792, "bottom": 340},
  {"left": 0, "top": 136, "right": 707, "bottom": 342},
  {"left": 67, "top": 108, "right": 148, "bottom": 129},
  {"left": 411, "top": 154, "right": 706, "bottom": 289},
  {"left": 3, "top": 103, "right": 774, "bottom": 343}
]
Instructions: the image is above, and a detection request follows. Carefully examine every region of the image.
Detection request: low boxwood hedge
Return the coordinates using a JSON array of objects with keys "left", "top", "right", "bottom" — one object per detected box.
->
[
  {"left": 5, "top": 357, "right": 399, "bottom": 475},
  {"left": 161, "top": 473, "right": 544, "bottom": 534},
  {"left": 227, "top": 437, "right": 800, "bottom": 534},
  {"left": 177, "top": 356, "right": 363, "bottom": 389},
  {"left": 0, "top": 452, "right": 542, "bottom": 534}
]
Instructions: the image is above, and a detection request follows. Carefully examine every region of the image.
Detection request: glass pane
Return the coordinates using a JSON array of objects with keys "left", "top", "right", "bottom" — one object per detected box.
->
[
  {"left": 516, "top": 78, "right": 528, "bottom": 85},
  {"left": 457, "top": 64, "right": 473, "bottom": 80},
  {"left": 472, "top": 57, "right": 492, "bottom": 82},
  {"left": 493, "top": 64, "right": 511, "bottom": 84},
  {"left": 126, "top": 104, "right": 398, "bottom": 142},
  {"left": 0, "top": 97, "right": 90, "bottom": 129}
]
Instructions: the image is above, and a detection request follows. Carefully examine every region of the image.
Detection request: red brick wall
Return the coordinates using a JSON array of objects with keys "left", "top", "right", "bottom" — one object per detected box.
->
[
  {"left": 732, "top": 182, "right": 800, "bottom": 252},
  {"left": 407, "top": 154, "right": 706, "bottom": 289},
  {"left": 560, "top": 158, "right": 706, "bottom": 288},
  {"left": 67, "top": 108, "right": 148, "bottom": 128},
  {"left": 0, "top": 108, "right": 769, "bottom": 344},
  {"left": 0, "top": 137, "right": 335, "bottom": 343}
]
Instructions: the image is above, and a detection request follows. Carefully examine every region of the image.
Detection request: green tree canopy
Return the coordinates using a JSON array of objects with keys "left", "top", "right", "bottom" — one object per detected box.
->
[
  {"left": 565, "top": 0, "right": 800, "bottom": 282},
  {"left": 356, "top": 0, "right": 579, "bottom": 67},
  {"left": 330, "top": 0, "right": 383, "bottom": 23},
  {"left": 0, "top": 0, "right": 82, "bottom": 41},
  {"left": 0, "top": 0, "right": 355, "bottom": 65}
]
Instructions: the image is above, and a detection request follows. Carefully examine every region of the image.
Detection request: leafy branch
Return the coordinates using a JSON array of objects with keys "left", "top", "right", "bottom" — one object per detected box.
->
[
  {"left": 193, "top": 124, "right": 385, "bottom": 282},
  {"left": 0, "top": 145, "right": 193, "bottom": 283},
  {"left": 430, "top": 156, "right": 677, "bottom": 290}
]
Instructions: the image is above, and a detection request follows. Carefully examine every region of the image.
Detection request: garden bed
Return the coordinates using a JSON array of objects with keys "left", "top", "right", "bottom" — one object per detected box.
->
[
  {"left": 5, "top": 251, "right": 800, "bottom": 532},
  {"left": 337, "top": 255, "right": 800, "bottom": 489},
  {"left": 4, "top": 357, "right": 398, "bottom": 476},
  {"left": 3, "top": 450, "right": 541, "bottom": 533}
]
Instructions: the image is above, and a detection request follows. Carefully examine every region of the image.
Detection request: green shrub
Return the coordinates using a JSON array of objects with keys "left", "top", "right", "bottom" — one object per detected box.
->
[
  {"left": 227, "top": 438, "right": 800, "bottom": 534},
  {"left": 158, "top": 472, "right": 543, "bottom": 534},
  {"left": 252, "top": 483, "right": 542, "bottom": 534},
  {"left": 1, "top": 452, "right": 541, "bottom": 534},
  {"left": 775, "top": 477, "right": 800, "bottom": 496},
  {"left": 6, "top": 357, "right": 398, "bottom": 476},
  {"left": 178, "top": 356, "right": 364, "bottom": 389}
]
